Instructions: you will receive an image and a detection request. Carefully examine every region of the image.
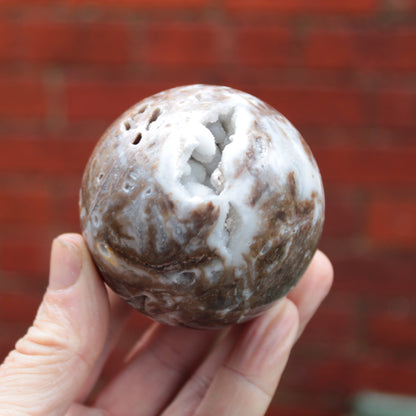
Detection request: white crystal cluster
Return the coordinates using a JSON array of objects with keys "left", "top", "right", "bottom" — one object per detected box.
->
[{"left": 117, "top": 85, "right": 322, "bottom": 266}]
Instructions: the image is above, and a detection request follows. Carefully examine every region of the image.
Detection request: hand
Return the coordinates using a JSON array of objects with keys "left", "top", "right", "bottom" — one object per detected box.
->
[{"left": 0, "top": 233, "right": 333, "bottom": 416}]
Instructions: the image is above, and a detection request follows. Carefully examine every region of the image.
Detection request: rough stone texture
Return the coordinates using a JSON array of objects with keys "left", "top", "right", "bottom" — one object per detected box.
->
[{"left": 80, "top": 84, "right": 324, "bottom": 329}]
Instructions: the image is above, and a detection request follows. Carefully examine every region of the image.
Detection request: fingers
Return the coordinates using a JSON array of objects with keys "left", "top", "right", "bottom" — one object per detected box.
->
[
  {"left": 0, "top": 234, "right": 111, "bottom": 416},
  {"left": 161, "top": 327, "right": 239, "bottom": 416},
  {"left": 95, "top": 250, "right": 333, "bottom": 416},
  {"left": 194, "top": 300, "right": 299, "bottom": 416},
  {"left": 95, "top": 323, "right": 220, "bottom": 416},
  {"left": 287, "top": 250, "right": 333, "bottom": 337},
  {"left": 163, "top": 249, "right": 333, "bottom": 415},
  {"left": 163, "top": 301, "right": 298, "bottom": 416}
]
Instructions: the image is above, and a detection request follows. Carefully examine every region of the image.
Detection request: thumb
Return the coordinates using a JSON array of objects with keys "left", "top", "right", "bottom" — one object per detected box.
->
[{"left": 0, "top": 234, "right": 110, "bottom": 416}]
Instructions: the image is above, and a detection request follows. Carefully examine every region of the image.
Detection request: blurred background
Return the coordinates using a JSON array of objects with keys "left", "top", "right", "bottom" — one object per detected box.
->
[{"left": 0, "top": 0, "right": 415, "bottom": 415}]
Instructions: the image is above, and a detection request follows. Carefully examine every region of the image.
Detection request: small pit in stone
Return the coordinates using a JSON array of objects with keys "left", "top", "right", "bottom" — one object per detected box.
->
[
  {"left": 132, "top": 132, "right": 142, "bottom": 145},
  {"left": 138, "top": 105, "right": 147, "bottom": 114},
  {"left": 134, "top": 294, "right": 148, "bottom": 310},
  {"left": 147, "top": 108, "right": 161, "bottom": 130},
  {"left": 178, "top": 271, "right": 196, "bottom": 285},
  {"left": 144, "top": 187, "right": 153, "bottom": 196},
  {"left": 124, "top": 121, "right": 131, "bottom": 131},
  {"left": 123, "top": 182, "right": 133, "bottom": 192}
]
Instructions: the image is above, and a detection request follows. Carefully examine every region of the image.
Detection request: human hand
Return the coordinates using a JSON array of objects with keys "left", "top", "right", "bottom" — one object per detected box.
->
[{"left": 0, "top": 233, "right": 333, "bottom": 416}]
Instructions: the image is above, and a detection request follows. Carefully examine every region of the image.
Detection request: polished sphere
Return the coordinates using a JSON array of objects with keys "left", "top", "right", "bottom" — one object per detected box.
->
[{"left": 80, "top": 85, "right": 324, "bottom": 329}]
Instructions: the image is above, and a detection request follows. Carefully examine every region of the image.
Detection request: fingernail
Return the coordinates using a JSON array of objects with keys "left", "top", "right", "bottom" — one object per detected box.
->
[{"left": 49, "top": 237, "right": 82, "bottom": 290}]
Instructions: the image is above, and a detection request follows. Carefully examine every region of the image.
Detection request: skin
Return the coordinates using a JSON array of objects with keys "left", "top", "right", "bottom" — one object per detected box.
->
[{"left": 0, "top": 233, "right": 333, "bottom": 416}]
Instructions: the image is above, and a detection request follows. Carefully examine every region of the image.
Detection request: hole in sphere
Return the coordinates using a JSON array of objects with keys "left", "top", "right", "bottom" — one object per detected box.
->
[{"left": 132, "top": 132, "right": 142, "bottom": 145}]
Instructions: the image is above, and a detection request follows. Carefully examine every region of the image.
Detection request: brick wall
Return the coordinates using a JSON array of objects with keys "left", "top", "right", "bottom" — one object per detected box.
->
[{"left": 0, "top": 1, "right": 415, "bottom": 414}]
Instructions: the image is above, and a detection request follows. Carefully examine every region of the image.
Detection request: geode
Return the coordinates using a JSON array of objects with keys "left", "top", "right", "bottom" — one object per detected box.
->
[{"left": 79, "top": 84, "right": 324, "bottom": 329}]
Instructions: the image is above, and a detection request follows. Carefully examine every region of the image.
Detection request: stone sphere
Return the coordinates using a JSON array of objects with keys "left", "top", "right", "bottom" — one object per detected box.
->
[{"left": 79, "top": 84, "right": 324, "bottom": 329}]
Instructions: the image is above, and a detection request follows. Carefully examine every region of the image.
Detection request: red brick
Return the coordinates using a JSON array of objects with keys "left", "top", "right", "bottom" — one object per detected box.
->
[
  {"left": 145, "top": 23, "right": 220, "bottom": 68},
  {"left": 323, "top": 190, "right": 364, "bottom": 238},
  {"left": 368, "top": 199, "right": 416, "bottom": 248},
  {"left": 0, "top": 0, "right": 54, "bottom": 8},
  {"left": 283, "top": 357, "right": 355, "bottom": 394},
  {"left": 0, "top": 76, "right": 46, "bottom": 118},
  {"left": 0, "top": 21, "right": 16, "bottom": 60},
  {"left": 353, "top": 356, "right": 416, "bottom": 395},
  {"left": 0, "top": 0, "right": 55, "bottom": 5},
  {"left": 0, "top": 291, "right": 40, "bottom": 323},
  {"left": 60, "top": 186, "right": 82, "bottom": 229},
  {"left": 298, "top": 295, "right": 359, "bottom": 353},
  {"left": 387, "top": 0, "right": 416, "bottom": 11},
  {"left": 65, "top": 80, "right": 174, "bottom": 120},
  {"left": 370, "top": 28, "right": 416, "bottom": 70},
  {"left": 0, "top": 323, "right": 36, "bottom": 362},
  {"left": 226, "top": 0, "right": 378, "bottom": 15},
  {"left": 369, "top": 310, "right": 416, "bottom": 350},
  {"left": 314, "top": 145, "right": 416, "bottom": 185},
  {"left": 0, "top": 330, "right": 19, "bottom": 362},
  {"left": 65, "top": 0, "right": 208, "bottom": 10},
  {"left": 21, "top": 21, "right": 129, "bottom": 65},
  {"left": 0, "top": 136, "right": 96, "bottom": 176},
  {"left": 236, "top": 26, "right": 293, "bottom": 67},
  {"left": 0, "top": 236, "right": 51, "bottom": 276},
  {"left": 68, "top": 83, "right": 364, "bottom": 125},
  {"left": 306, "top": 28, "right": 416, "bottom": 71},
  {"left": 361, "top": 28, "right": 416, "bottom": 70},
  {"left": 252, "top": 86, "right": 364, "bottom": 127},
  {"left": 333, "top": 253, "right": 416, "bottom": 298},
  {"left": 378, "top": 89, "right": 416, "bottom": 127},
  {"left": 305, "top": 29, "right": 355, "bottom": 69},
  {"left": 285, "top": 354, "right": 416, "bottom": 395},
  {"left": 0, "top": 185, "right": 54, "bottom": 225}
]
